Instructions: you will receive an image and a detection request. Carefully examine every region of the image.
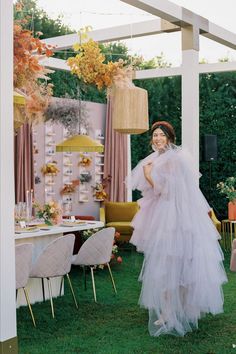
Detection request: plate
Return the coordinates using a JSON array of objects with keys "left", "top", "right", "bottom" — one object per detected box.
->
[
  {"left": 15, "top": 227, "right": 39, "bottom": 233},
  {"left": 60, "top": 221, "right": 87, "bottom": 227}
]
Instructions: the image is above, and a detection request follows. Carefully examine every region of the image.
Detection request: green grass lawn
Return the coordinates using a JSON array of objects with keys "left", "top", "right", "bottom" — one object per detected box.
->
[{"left": 17, "top": 249, "right": 236, "bottom": 354}]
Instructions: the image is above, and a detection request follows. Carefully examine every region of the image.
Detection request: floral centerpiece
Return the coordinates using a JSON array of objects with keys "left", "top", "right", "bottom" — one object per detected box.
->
[
  {"left": 34, "top": 200, "right": 62, "bottom": 226},
  {"left": 81, "top": 228, "right": 122, "bottom": 267},
  {"left": 217, "top": 176, "right": 236, "bottom": 220}
]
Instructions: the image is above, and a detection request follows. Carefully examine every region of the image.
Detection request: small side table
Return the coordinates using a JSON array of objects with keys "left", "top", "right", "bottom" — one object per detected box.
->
[{"left": 221, "top": 220, "right": 236, "bottom": 250}]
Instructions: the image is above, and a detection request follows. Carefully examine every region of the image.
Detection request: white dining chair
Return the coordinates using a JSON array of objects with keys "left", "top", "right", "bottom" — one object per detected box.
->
[
  {"left": 72, "top": 227, "right": 117, "bottom": 302},
  {"left": 30, "top": 234, "right": 77, "bottom": 318},
  {"left": 15, "top": 243, "right": 36, "bottom": 327}
]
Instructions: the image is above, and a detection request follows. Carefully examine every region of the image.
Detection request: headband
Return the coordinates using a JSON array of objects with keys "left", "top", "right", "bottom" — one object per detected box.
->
[{"left": 151, "top": 124, "right": 170, "bottom": 139}]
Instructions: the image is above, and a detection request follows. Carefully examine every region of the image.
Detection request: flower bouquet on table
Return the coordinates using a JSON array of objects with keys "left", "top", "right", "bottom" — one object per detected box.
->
[
  {"left": 34, "top": 200, "right": 62, "bottom": 226},
  {"left": 81, "top": 228, "right": 122, "bottom": 268}
]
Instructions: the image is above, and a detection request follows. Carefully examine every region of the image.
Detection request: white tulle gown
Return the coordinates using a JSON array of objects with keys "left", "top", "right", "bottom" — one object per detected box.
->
[{"left": 130, "top": 144, "right": 227, "bottom": 337}]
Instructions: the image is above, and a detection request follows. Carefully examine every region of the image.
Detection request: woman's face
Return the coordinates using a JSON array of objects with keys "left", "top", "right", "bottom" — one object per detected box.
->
[{"left": 152, "top": 128, "right": 168, "bottom": 150}]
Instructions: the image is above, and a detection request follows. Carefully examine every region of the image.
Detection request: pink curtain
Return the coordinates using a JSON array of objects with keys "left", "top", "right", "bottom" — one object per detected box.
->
[
  {"left": 14, "top": 123, "right": 34, "bottom": 203},
  {"left": 104, "top": 98, "right": 128, "bottom": 202}
]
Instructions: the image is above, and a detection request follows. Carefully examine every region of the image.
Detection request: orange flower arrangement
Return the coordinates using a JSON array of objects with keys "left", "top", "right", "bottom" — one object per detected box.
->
[
  {"left": 67, "top": 29, "right": 124, "bottom": 90},
  {"left": 41, "top": 162, "right": 60, "bottom": 175},
  {"left": 78, "top": 154, "right": 92, "bottom": 167},
  {"left": 14, "top": 2, "right": 54, "bottom": 127},
  {"left": 60, "top": 180, "right": 80, "bottom": 195}
]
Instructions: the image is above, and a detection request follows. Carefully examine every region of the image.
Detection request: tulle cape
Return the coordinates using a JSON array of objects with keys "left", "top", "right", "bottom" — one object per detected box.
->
[{"left": 130, "top": 145, "right": 227, "bottom": 336}]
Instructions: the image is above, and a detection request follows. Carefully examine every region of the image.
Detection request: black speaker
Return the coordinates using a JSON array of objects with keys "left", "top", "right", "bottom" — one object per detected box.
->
[{"left": 203, "top": 134, "right": 217, "bottom": 161}]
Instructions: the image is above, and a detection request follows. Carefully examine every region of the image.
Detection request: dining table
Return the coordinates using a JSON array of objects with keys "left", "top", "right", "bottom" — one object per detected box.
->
[{"left": 15, "top": 220, "right": 104, "bottom": 307}]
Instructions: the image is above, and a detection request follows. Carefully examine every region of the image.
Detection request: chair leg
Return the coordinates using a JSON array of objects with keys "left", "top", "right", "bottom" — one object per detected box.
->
[
  {"left": 107, "top": 263, "right": 117, "bottom": 294},
  {"left": 66, "top": 274, "right": 78, "bottom": 309},
  {"left": 90, "top": 267, "right": 97, "bottom": 303},
  {"left": 41, "top": 278, "right": 45, "bottom": 302},
  {"left": 23, "top": 287, "right": 36, "bottom": 327},
  {"left": 59, "top": 276, "right": 64, "bottom": 296},
  {"left": 47, "top": 277, "right": 55, "bottom": 318}
]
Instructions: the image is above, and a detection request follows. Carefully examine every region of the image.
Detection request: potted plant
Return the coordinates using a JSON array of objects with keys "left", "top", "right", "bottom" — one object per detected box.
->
[{"left": 217, "top": 177, "right": 236, "bottom": 220}]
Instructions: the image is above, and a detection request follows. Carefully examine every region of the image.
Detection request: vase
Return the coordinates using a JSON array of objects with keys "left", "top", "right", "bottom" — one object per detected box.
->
[{"left": 228, "top": 201, "right": 236, "bottom": 221}]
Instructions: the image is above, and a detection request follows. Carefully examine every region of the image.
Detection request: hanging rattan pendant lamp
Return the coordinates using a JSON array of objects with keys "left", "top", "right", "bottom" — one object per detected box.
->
[{"left": 112, "top": 85, "right": 149, "bottom": 134}]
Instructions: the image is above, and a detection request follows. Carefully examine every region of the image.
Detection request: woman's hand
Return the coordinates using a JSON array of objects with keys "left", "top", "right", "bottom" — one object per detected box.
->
[
  {"left": 143, "top": 162, "right": 153, "bottom": 175},
  {"left": 143, "top": 162, "right": 154, "bottom": 187}
]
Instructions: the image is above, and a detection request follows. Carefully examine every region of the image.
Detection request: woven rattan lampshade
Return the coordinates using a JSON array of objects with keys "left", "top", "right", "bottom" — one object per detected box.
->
[
  {"left": 56, "top": 135, "right": 104, "bottom": 153},
  {"left": 112, "top": 86, "right": 149, "bottom": 134}
]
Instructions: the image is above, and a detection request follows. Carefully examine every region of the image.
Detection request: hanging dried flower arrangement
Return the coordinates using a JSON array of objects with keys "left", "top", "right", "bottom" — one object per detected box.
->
[
  {"left": 67, "top": 28, "right": 149, "bottom": 134},
  {"left": 14, "top": 3, "right": 54, "bottom": 129},
  {"left": 44, "top": 95, "right": 89, "bottom": 137}
]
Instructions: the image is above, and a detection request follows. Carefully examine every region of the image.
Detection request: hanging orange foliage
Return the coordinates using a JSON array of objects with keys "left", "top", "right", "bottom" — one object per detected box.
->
[
  {"left": 14, "top": 9, "right": 54, "bottom": 127},
  {"left": 67, "top": 37, "right": 124, "bottom": 90}
]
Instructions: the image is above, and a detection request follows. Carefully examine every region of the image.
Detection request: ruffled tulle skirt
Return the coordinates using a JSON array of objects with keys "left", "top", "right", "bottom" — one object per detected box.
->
[{"left": 130, "top": 192, "right": 227, "bottom": 337}]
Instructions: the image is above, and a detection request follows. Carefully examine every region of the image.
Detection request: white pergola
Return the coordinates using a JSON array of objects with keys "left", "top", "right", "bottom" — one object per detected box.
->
[{"left": 0, "top": 0, "right": 236, "bottom": 352}]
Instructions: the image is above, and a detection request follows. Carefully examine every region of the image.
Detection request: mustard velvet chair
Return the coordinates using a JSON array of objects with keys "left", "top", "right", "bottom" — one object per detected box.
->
[
  {"left": 209, "top": 208, "right": 221, "bottom": 233},
  {"left": 100, "top": 202, "right": 139, "bottom": 243}
]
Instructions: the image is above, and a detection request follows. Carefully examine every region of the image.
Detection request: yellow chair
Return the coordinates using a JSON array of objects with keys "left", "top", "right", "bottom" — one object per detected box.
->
[
  {"left": 100, "top": 202, "right": 139, "bottom": 243},
  {"left": 209, "top": 208, "right": 221, "bottom": 233}
]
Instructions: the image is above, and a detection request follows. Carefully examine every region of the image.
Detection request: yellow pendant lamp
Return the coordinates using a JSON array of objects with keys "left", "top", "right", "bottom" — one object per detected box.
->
[
  {"left": 112, "top": 86, "right": 149, "bottom": 134},
  {"left": 56, "top": 134, "right": 104, "bottom": 153},
  {"left": 14, "top": 90, "right": 27, "bottom": 130},
  {"left": 14, "top": 90, "right": 26, "bottom": 105}
]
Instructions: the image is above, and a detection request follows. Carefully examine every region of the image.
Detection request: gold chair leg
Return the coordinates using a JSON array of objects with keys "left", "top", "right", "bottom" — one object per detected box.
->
[
  {"left": 90, "top": 267, "right": 97, "bottom": 303},
  {"left": 107, "top": 263, "right": 117, "bottom": 294},
  {"left": 66, "top": 273, "right": 78, "bottom": 309},
  {"left": 47, "top": 277, "right": 55, "bottom": 318},
  {"left": 23, "top": 287, "right": 36, "bottom": 327}
]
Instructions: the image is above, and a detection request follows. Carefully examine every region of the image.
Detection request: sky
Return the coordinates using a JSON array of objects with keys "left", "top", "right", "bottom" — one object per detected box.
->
[{"left": 36, "top": 0, "right": 236, "bottom": 66}]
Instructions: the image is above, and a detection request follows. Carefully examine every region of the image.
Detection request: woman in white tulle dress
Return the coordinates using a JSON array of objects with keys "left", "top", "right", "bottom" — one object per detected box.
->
[{"left": 130, "top": 121, "right": 227, "bottom": 337}]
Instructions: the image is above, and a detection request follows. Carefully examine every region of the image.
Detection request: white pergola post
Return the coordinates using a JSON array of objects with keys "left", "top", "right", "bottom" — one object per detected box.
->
[
  {"left": 0, "top": 1, "right": 18, "bottom": 353},
  {"left": 181, "top": 26, "right": 199, "bottom": 170},
  {"left": 126, "top": 134, "right": 132, "bottom": 201}
]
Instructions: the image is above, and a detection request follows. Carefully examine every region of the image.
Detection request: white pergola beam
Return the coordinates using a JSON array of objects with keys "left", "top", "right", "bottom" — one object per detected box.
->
[
  {"left": 121, "top": 0, "right": 236, "bottom": 49},
  {"left": 43, "top": 19, "right": 179, "bottom": 51},
  {"left": 135, "top": 66, "right": 182, "bottom": 79},
  {"left": 203, "top": 23, "right": 236, "bottom": 50},
  {"left": 40, "top": 56, "right": 236, "bottom": 76},
  {"left": 121, "top": 0, "right": 182, "bottom": 24}
]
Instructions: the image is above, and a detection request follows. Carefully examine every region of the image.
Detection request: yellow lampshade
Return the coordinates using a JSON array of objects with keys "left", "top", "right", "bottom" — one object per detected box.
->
[
  {"left": 13, "top": 91, "right": 26, "bottom": 105},
  {"left": 56, "top": 135, "right": 104, "bottom": 153},
  {"left": 112, "top": 86, "right": 149, "bottom": 134}
]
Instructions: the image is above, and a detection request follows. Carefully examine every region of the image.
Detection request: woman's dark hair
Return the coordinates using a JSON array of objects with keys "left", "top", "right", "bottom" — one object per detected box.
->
[{"left": 151, "top": 121, "right": 176, "bottom": 143}]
